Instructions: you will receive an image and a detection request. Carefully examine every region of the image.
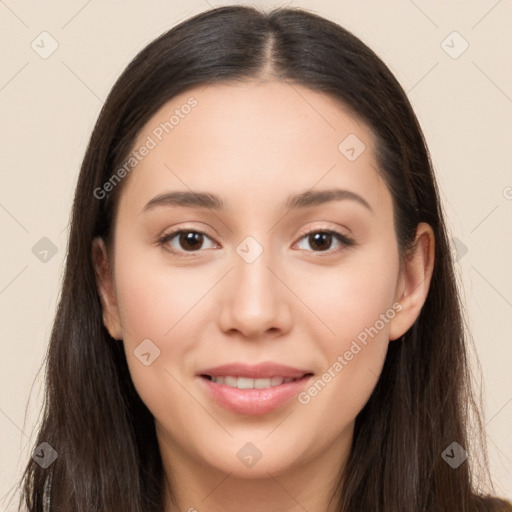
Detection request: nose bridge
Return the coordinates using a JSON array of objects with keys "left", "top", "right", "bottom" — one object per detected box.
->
[
  {"left": 234, "top": 233, "right": 279, "bottom": 309},
  {"left": 218, "top": 232, "right": 291, "bottom": 337}
]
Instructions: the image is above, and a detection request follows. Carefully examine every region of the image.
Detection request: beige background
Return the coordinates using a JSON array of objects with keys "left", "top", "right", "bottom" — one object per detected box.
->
[{"left": 1, "top": 0, "right": 511, "bottom": 507}]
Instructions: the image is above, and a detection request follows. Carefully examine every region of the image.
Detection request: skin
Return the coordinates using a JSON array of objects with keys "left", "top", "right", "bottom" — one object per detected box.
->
[{"left": 93, "top": 80, "right": 434, "bottom": 512}]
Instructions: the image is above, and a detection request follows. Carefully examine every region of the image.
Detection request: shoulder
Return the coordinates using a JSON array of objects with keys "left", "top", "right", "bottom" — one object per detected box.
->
[{"left": 475, "top": 495, "right": 512, "bottom": 511}]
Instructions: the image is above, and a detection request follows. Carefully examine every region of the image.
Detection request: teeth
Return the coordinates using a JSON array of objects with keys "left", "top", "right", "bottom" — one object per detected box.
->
[{"left": 209, "top": 375, "right": 297, "bottom": 389}]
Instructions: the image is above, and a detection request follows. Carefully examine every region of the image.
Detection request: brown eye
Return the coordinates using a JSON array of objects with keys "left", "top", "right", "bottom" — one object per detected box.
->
[
  {"left": 295, "top": 230, "right": 354, "bottom": 254},
  {"left": 177, "top": 231, "right": 205, "bottom": 251},
  {"left": 308, "top": 232, "right": 334, "bottom": 251},
  {"left": 158, "top": 229, "right": 217, "bottom": 256}
]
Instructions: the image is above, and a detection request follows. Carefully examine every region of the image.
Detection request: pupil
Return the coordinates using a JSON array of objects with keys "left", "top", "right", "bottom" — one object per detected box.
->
[
  {"left": 310, "top": 232, "right": 331, "bottom": 251},
  {"left": 180, "top": 231, "right": 203, "bottom": 251}
]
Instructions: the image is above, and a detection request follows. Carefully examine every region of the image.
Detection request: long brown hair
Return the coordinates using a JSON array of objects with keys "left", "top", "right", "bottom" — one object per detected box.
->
[{"left": 18, "top": 5, "right": 511, "bottom": 511}]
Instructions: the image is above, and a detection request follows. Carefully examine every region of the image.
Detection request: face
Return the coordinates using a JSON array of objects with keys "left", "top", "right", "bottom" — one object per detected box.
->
[{"left": 93, "top": 80, "right": 433, "bottom": 482}]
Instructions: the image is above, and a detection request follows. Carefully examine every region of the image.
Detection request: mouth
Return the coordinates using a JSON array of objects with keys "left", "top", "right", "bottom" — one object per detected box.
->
[
  {"left": 196, "top": 363, "right": 314, "bottom": 415},
  {"left": 200, "top": 374, "right": 312, "bottom": 389}
]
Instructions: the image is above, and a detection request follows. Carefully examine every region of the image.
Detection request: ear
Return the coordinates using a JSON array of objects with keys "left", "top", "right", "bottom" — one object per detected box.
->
[
  {"left": 91, "top": 237, "right": 123, "bottom": 340},
  {"left": 389, "top": 222, "right": 435, "bottom": 341}
]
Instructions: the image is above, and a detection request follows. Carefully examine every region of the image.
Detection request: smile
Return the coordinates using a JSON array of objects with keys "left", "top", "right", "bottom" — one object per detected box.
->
[
  {"left": 203, "top": 375, "right": 302, "bottom": 389},
  {"left": 198, "top": 373, "right": 313, "bottom": 415}
]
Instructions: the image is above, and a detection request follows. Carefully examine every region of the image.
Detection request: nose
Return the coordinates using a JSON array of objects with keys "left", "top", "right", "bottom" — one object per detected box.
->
[{"left": 218, "top": 241, "right": 293, "bottom": 340}]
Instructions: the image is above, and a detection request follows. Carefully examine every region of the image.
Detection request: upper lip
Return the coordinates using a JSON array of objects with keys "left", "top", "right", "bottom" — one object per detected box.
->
[{"left": 198, "top": 362, "right": 313, "bottom": 379}]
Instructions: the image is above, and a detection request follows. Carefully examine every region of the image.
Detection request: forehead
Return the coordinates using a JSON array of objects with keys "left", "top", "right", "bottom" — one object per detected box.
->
[
  {"left": 120, "top": 80, "right": 389, "bottom": 215},
  {"left": 133, "top": 79, "right": 373, "bottom": 156}
]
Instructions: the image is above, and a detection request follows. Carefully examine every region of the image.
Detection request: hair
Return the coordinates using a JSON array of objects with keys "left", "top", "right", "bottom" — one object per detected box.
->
[{"left": 17, "top": 4, "right": 511, "bottom": 512}]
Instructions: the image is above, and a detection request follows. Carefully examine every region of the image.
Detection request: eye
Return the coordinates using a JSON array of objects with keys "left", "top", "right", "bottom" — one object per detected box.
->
[
  {"left": 157, "top": 227, "right": 355, "bottom": 258},
  {"left": 157, "top": 228, "right": 218, "bottom": 257},
  {"left": 294, "top": 229, "right": 355, "bottom": 255}
]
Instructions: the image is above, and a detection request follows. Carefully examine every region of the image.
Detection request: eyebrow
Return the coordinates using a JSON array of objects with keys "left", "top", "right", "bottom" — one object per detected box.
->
[{"left": 142, "top": 188, "right": 373, "bottom": 213}]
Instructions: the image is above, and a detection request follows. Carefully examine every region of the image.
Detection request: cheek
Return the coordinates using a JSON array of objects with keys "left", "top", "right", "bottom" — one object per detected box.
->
[
  {"left": 295, "top": 249, "right": 400, "bottom": 353},
  {"left": 292, "top": 247, "right": 399, "bottom": 414},
  {"left": 113, "top": 237, "right": 214, "bottom": 343},
  {"left": 111, "top": 251, "right": 205, "bottom": 414}
]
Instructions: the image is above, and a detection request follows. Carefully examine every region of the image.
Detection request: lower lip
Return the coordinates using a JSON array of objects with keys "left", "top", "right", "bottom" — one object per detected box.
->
[{"left": 198, "top": 375, "right": 313, "bottom": 416}]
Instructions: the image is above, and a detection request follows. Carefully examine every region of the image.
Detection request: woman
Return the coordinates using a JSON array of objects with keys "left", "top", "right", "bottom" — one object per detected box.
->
[{"left": 19, "top": 5, "right": 511, "bottom": 511}]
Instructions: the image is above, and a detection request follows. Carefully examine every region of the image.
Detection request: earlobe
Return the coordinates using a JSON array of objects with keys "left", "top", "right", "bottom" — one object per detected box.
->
[
  {"left": 91, "top": 237, "right": 123, "bottom": 340},
  {"left": 389, "top": 223, "right": 435, "bottom": 341}
]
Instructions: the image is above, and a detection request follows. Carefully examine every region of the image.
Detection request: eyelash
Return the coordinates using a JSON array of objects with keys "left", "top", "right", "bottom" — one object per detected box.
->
[{"left": 156, "top": 227, "right": 355, "bottom": 258}]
